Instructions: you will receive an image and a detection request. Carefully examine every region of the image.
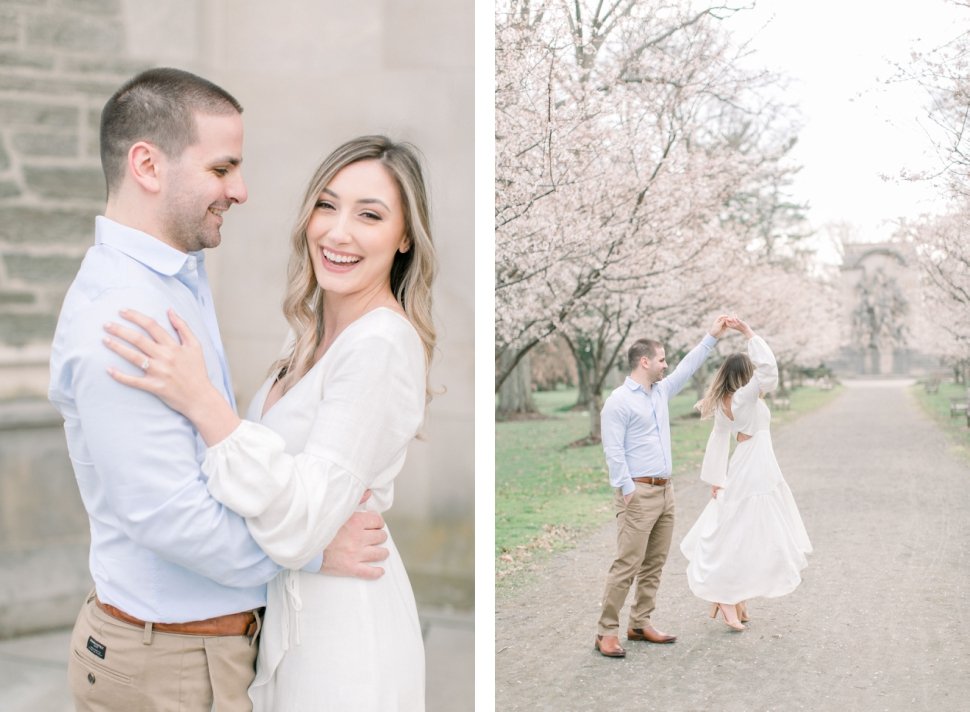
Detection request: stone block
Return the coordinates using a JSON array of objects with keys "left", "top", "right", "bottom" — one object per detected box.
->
[
  {"left": 3, "top": 253, "right": 83, "bottom": 283},
  {"left": 0, "top": 73, "right": 119, "bottom": 98},
  {"left": 0, "top": 312, "right": 58, "bottom": 347},
  {"left": 26, "top": 13, "right": 123, "bottom": 53},
  {"left": 62, "top": 56, "right": 148, "bottom": 76},
  {"left": 0, "top": 181, "right": 21, "bottom": 198},
  {"left": 0, "top": 206, "right": 93, "bottom": 245},
  {"left": 0, "top": 100, "right": 78, "bottom": 128},
  {"left": 384, "top": 0, "right": 473, "bottom": 71},
  {"left": 12, "top": 132, "right": 78, "bottom": 157},
  {"left": 0, "top": 136, "right": 8, "bottom": 170},
  {"left": 0, "top": 12, "right": 17, "bottom": 43},
  {"left": 23, "top": 165, "right": 104, "bottom": 201},
  {"left": 55, "top": 0, "right": 122, "bottom": 16},
  {"left": 0, "top": 290, "right": 35, "bottom": 305},
  {"left": 0, "top": 50, "right": 54, "bottom": 69},
  {"left": 0, "top": 544, "right": 92, "bottom": 639}
]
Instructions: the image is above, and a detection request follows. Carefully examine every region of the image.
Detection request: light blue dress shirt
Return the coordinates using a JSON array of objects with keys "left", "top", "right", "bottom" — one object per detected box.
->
[
  {"left": 49, "top": 216, "right": 319, "bottom": 622},
  {"left": 600, "top": 335, "right": 718, "bottom": 496}
]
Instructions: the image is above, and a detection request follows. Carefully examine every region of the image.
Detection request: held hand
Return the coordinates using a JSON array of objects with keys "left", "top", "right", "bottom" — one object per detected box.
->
[
  {"left": 103, "top": 308, "right": 214, "bottom": 418},
  {"left": 623, "top": 492, "right": 634, "bottom": 505},
  {"left": 321, "top": 510, "right": 389, "bottom": 580},
  {"left": 727, "top": 316, "right": 754, "bottom": 339},
  {"left": 709, "top": 315, "right": 731, "bottom": 339},
  {"left": 711, "top": 485, "right": 722, "bottom": 499}
]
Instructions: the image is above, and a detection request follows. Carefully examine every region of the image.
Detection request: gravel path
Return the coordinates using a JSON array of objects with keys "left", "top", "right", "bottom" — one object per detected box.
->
[{"left": 495, "top": 380, "right": 970, "bottom": 711}]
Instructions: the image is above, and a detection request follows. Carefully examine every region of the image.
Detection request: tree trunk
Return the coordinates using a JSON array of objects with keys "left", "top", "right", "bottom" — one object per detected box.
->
[
  {"left": 587, "top": 390, "right": 604, "bottom": 443},
  {"left": 574, "top": 355, "right": 592, "bottom": 409},
  {"left": 690, "top": 361, "right": 709, "bottom": 405},
  {"left": 777, "top": 364, "right": 788, "bottom": 394},
  {"left": 497, "top": 351, "right": 537, "bottom": 417}
]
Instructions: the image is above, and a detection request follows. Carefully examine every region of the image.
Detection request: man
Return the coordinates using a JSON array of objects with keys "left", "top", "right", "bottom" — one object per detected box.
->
[
  {"left": 594, "top": 316, "right": 729, "bottom": 657},
  {"left": 49, "top": 68, "right": 386, "bottom": 710}
]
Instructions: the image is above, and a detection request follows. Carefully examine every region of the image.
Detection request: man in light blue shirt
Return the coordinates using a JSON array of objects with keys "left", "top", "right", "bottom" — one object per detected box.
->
[
  {"left": 594, "top": 316, "right": 728, "bottom": 657},
  {"left": 49, "top": 68, "right": 386, "bottom": 711}
]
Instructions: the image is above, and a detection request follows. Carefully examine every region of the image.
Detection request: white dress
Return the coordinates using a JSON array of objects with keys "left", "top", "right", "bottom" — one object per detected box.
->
[
  {"left": 202, "top": 307, "right": 426, "bottom": 711},
  {"left": 680, "top": 335, "right": 812, "bottom": 604}
]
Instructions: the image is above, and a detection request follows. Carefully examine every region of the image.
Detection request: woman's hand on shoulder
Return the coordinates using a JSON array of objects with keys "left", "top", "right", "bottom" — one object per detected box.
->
[{"left": 103, "top": 308, "right": 214, "bottom": 419}]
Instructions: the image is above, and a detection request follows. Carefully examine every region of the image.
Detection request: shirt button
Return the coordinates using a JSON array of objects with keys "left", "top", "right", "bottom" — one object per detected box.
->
[{"left": 87, "top": 672, "right": 95, "bottom": 684}]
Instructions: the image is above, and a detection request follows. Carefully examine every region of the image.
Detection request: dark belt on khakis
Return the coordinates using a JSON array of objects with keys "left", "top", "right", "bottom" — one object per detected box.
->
[
  {"left": 95, "top": 597, "right": 262, "bottom": 637},
  {"left": 632, "top": 476, "right": 669, "bottom": 486}
]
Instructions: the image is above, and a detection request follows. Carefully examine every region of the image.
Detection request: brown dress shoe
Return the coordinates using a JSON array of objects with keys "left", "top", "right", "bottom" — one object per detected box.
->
[
  {"left": 627, "top": 625, "right": 677, "bottom": 644},
  {"left": 594, "top": 634, "right": 626, "bottom": 657}
]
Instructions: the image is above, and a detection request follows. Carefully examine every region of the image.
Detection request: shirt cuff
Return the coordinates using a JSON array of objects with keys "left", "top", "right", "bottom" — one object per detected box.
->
[
  {"left": 702, "top": 333, "right": 718, "bottom": 347},
  {"left": 620, "top": 479, "right": 636, "bottom": 497},
  {"left": 301, "top": 552, "right": 323, "bottom": 573}
]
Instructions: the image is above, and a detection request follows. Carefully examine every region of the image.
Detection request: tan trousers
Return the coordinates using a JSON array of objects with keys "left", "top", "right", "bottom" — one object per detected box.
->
[
  {"left": 597, "top": 480, "right": 676, "bottom": 635},
  {"left": 68, "top": 591, "right": 258, "bottom": 712}
]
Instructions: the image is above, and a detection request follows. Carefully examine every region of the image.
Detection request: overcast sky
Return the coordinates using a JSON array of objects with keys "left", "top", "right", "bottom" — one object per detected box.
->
[{"left": 725, "top": 0, "right": 967, "bottom": 254}]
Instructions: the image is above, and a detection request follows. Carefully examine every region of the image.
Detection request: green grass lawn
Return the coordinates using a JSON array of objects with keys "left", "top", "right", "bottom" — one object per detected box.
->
[
  {"left": 911, "top": 380, "right": 970, "bottom": 463},
  {"left": 495, "top": 383, "right": 842, "bottom": 587}
]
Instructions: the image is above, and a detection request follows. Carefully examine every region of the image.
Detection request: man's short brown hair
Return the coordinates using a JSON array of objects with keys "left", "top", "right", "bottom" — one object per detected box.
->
[
  {"left": 99, "top": 67, "right": 243, "bottom": 194},
  {"left": 627, "top": 339, "right": 663, "bottom": 371}
]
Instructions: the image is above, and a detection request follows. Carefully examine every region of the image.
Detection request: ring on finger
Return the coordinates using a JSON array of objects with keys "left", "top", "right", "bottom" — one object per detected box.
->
[{"left": 140, "top": 358, "right": 150, "bottom": 371}]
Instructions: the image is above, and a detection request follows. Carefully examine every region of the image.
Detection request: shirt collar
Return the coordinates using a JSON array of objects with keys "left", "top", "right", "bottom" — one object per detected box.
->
[
  {"left": 95, "top": 215, "right": 204, "bottom": 277},
  {"left": 624, "top": 376, "right": 647, "bottom": 393}
]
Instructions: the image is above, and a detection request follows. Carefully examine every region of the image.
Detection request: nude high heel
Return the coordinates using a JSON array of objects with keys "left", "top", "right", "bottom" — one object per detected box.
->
[
  {"left": 736, "top": 601, "right": 750, "bottom": 623},
  {"left": 712, "top": 602, "right": 744, "bottom": 631}
]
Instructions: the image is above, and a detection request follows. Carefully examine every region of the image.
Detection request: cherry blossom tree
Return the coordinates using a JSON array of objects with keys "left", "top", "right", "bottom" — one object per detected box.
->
[
  {"left": 495, "top": 0, "right": 799, "bottom": 402},
  {"left": 899, "top": 2, "right": 970, "bottom": 373}
]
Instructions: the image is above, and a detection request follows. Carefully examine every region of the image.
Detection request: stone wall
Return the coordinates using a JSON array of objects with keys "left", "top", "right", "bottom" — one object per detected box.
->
[
  {"left": 0, "top": 0, "right": 474, "bottom": 637},
  {"left": 0, "top": 0, "right": 147, "bottom": 396}
]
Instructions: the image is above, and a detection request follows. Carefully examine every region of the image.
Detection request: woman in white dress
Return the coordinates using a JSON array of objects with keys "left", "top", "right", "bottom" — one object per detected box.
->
[
  {"left": 680, "top": 318, "right": 812, "bottom": 631},
  {"left": 102, "top": 136, "right": 435, "bottom": 709}
]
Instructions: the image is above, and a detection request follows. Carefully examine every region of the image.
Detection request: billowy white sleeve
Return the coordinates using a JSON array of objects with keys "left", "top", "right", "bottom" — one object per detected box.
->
[
  {"left": 731, "top": 335, "right": 779, "bottom": 413},
  {"left": 202, "top": 325, "right": 426, "bottom": 570},
  {"left": 700, "top": 411, "right": 731, "bottom": 487}
]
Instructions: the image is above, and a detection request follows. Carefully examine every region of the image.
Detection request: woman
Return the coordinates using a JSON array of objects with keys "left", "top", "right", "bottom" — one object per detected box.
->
[
  {"left": 102, "top": 136, "right": 435, "bottom": 709},
  {"left": 679, "top": 318, "right": 811, "bottom": 631}
]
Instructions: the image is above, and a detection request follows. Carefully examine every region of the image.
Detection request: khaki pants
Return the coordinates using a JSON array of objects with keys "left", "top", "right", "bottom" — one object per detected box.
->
[
  {"left": 597, "top": 480, "right": 676, "bottom": 635},
  {"left": 68, "top": 591, "right": 258, "bottom": 712}
]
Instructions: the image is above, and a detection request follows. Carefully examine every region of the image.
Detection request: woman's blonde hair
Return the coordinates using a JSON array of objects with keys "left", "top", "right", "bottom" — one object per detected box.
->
[
  {"left": 695, "top": 352, "right": 755, "bottom": 419},
  {"left": 271, "top": 135, "right": 437, "bottom": 394}
]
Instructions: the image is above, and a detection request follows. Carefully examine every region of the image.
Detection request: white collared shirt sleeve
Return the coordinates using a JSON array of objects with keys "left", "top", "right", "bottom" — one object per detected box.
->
[
  {"left": 663, "top": 334, "right": 718, "bottom": 397},
  {"left": 601, "top": 395, "right": 635, "bottom": 495}
]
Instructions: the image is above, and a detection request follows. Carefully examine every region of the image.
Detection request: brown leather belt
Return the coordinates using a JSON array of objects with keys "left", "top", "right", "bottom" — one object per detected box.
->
[
  {"left": 632, "top": 476, "right": 670, "bottom": 486},
  {"left": 95, "top": 597, "right": 262, "bottom": 637}
]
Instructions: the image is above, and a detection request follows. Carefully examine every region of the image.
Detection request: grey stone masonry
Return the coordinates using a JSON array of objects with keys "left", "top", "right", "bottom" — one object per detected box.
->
[{"left": 0, "top": 0, "right": 147, "bottom": 365}]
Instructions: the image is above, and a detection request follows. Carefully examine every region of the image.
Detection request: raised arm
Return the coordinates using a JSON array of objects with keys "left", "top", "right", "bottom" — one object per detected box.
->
[
  {"left": 662, "top": 314, "right": 727, "bottom": 397},
  {"left": 730, "top": 319, "right": 778, "bottom": 409}
]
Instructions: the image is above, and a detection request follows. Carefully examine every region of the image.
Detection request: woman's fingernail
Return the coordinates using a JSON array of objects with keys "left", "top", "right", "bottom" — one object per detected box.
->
[{"left": 103, "top": 336, "right": 111, "bottom": 345}]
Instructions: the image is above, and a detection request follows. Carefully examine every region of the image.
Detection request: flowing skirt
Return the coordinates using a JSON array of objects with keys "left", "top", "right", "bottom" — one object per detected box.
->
[
  {"left": 251, "top": 529, "right": 425, "bottom": 711},
  {"left": 680, "top": 431, "right": 812, "bottom": 604}
]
